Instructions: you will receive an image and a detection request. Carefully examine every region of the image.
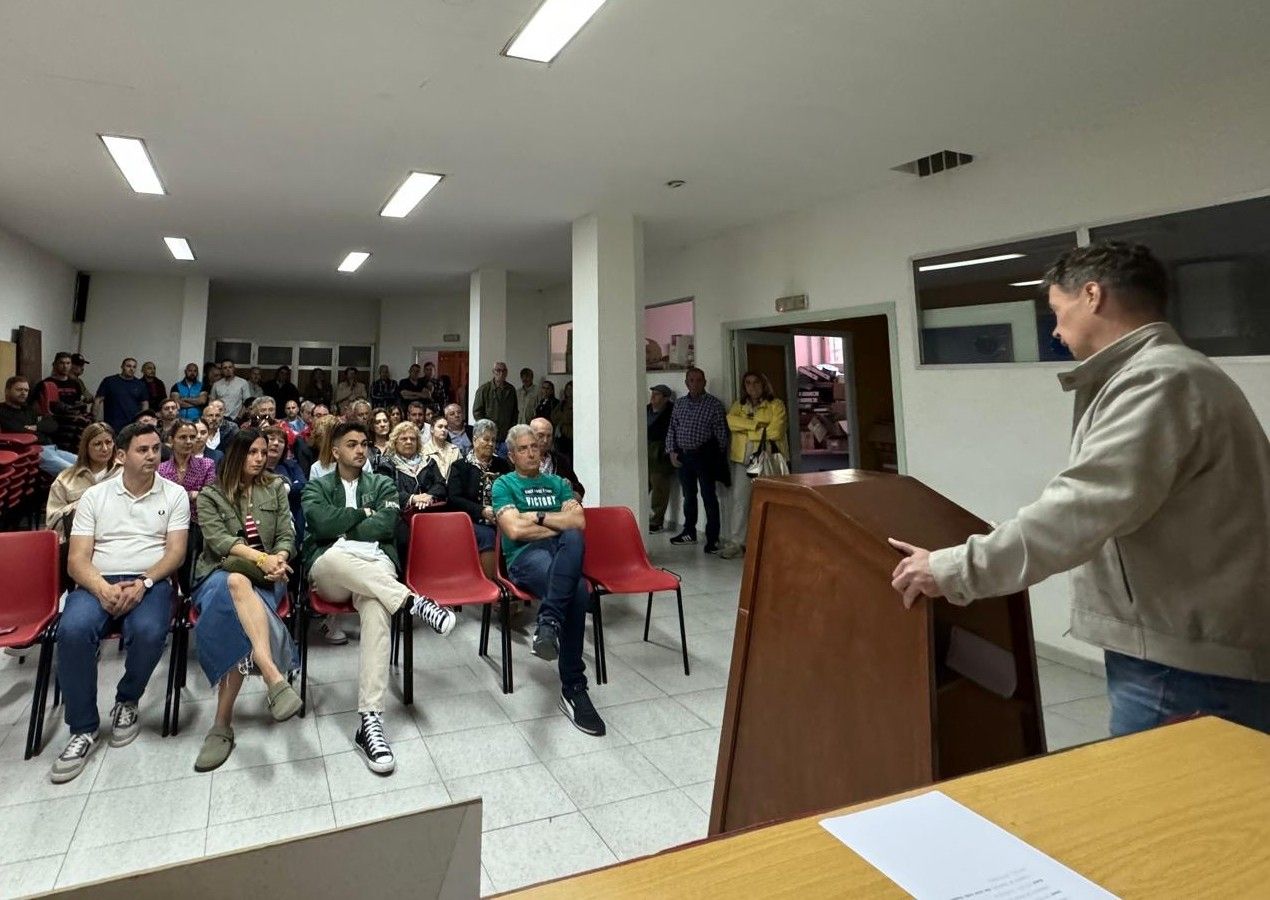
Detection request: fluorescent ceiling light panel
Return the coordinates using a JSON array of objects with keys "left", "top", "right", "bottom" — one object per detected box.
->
[
  {"left": 503, "top": 0, "right": 608, "bottom": 63},
  {"left": 338, "top": 251, "right": 371, "bottom": 273},
  {"left": 99, "top": 134, "right": 166, "bottom": 195},
  {"left": 1010, "top": 279, "right": 1044, "bottom": 287},
  {"left": 380, "top": 172, "right": 444, "bottom": 218},
  {"left": 164, "top": 237, "right": 195, "bottom": 261},
  {"left": 918, "top": 253, "right": 1024, "bottom": 272}
]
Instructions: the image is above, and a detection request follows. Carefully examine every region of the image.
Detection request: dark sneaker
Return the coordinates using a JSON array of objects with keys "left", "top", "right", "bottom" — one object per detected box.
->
[
  {"left": 532, "top": 620, "right": 560, "bottom": 661},
  {"left": 354, "top": 711, "right": 395, "bottom": 775},
  {"left": 409, "top": 594, "right": 457, "bottom": 636},
  {"left": 559, "top": 690, "right": 606, "bottom": 736},
  {"left": 703, "top": 542, "right": 720, "bottom": 555},
  {"left": 50, "top": 731, "right": 99, "bottom": 784},
  {"left": 109, "top": 701, "right": 141, "bottom": 747},
  {"left": 669, "top": 532, "right": 697, "bottom": 545},
  {"left": 648, "top": 523, "right": 664, "bottom": 534}
]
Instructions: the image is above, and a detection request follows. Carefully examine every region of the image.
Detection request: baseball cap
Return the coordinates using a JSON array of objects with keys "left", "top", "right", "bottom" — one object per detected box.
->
[
  {"left": 651, "top": 384, "right": 673, "bottom": 398},
  {"left": 70, "top": 354, "right": 90, "bottom": 366}
]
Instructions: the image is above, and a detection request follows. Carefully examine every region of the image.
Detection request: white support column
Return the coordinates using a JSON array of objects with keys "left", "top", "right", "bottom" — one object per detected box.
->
[
  {"left": 178, "top": 276, "right": 209, "bottom": 370},
  {"left": 468, "top": 268, "right": 507, "bottom": 418},
  {"left": 572, "top": 211, "right": 646, "bottom": 518}
]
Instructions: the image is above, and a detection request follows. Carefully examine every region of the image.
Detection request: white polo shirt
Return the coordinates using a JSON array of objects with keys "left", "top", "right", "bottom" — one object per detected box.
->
[{"left": 71, "top": 474, "right": 191, "bottom": 576}]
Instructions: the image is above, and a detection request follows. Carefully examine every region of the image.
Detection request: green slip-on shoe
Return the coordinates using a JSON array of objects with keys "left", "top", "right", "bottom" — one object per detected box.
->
[
  {"left": 195, "top": 725, "right": 235, "bottom": 772},
  {"left": 267, "top": 680, "right": 303, "bottom": 722}
]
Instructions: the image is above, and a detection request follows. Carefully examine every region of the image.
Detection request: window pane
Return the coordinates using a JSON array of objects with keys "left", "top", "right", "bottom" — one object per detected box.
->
[
  {"left": 914, "top": 233, "right": 1079, "bottom": 364},
  {"left": 338, "top": 345, "right": 372, "bottom": 368},
  {"left": 213, "top": 341, "right": 252, "bottom": 365},
  {"left": 1091, "top": 195, "right": 1270, "bottom": 357},
  {"left": 548, "top": 323, "right": 572, "bottom": 374},
  {"left": 298, "top": 346, "right": 333, "bottom": 367},
  {"left": 257, "top": 345, "right": 293, "bottom": 367},
  {"left": 645, "top": 299, "right": 694, "bottom": 370}
]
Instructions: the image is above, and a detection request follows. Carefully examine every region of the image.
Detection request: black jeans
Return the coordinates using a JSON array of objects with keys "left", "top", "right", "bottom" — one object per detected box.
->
[{"left": 677, "top": 449, "right": 720, "bottom": 543}]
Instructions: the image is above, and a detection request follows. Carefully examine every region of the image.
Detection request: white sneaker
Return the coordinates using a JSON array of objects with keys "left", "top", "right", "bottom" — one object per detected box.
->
[
  {"left": 320, "top": 617, "right": 349, "bottom": 645},
  {"left": 50, "top": 731, "right": 99, "bottom": 783},
  {"left": 718, "top": 541, "right": 744, "bottom": 560},
  {"left": 109, "top": 701, "right": 141, "bottom": 747}
]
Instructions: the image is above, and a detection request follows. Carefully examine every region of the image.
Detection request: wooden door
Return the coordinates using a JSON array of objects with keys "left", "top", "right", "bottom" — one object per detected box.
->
[{"left": 437, "top": 351, "right": 468, "bottom": 413}]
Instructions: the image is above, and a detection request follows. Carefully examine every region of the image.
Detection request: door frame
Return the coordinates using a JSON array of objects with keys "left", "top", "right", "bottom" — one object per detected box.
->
[
  {"left": 720, "top": 302, "right": 906, "bottom": 473},
  {"left": 732, "top": 330, "right": 802, "bottom": 471}
]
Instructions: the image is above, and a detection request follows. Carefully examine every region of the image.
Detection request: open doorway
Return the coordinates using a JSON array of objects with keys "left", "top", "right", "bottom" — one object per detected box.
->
[{"left": 732, "top": 313, "right": 896, "bottom": 475}]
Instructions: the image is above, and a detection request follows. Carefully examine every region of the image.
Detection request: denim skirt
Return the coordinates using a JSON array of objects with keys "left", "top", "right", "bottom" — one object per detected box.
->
[{"left": 192, "top": 570, "right": 298, "bottom": 687}]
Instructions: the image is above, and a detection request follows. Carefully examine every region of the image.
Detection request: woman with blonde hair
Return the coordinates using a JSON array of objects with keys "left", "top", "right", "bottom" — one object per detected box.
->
[
  {"left": 377, "top": 420, "right": 448, "bottom": 565},
  {"left": 45, "top": 422, "right": 119, "bottom": 539},
  {"left": 190, "top": 428, "right": 302, "bottom": 771},
  {"left": 720, "top": 370, "right": 788, "bottom": 559}
]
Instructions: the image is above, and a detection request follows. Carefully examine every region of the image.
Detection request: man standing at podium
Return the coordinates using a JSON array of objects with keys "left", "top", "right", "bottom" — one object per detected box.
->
[{"left": 889, "top": 242, "right": 1270, "bottom": 737}]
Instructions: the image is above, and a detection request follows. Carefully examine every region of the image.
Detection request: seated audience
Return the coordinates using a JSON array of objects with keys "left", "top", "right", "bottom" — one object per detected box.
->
[
  {"left": 406, "top": 401, "right": 427, "bottom": 430},
  {"left": 158, "top": 420, "right": 217, "bottom": 523},
  {"left": 301, "top": 422, "right": 456, "bottom": 773},
  {"left": 263, "top": 425, "right": 307, "bottom": 547},
  {"left": 369, "top": 408, "right": 392, "bottom": 470},
  {"left": 262, "top": 366, "right": 300, "bottom": 408},
  {"left": 493, "top": 424, "right": 603, "bottom": 736},
  {"left": 348, "top": 398, "right": 372, "bottom": 428},
  {"left": 446, "top": 418, "right": 511, "bottom": 578},
  {"left": 529, "top": 416, "right": 585, "bottom": 499},
  {"left": 171, "top": 362, "right": 208, "bottom": 422},
  {"left": 370, "top": 365, "right": 398, "bottom": 410},
  {"left": 444, "top": 402, "right": 473, "bottom": 455},
  {"left": 202, "top": 400, "right": 237, "bottom": 453},
  {"left": 53, "top": 423, "right": 190, "bottom": 783},
  {"left": 282, "top": 399, "right": 307, "bottom": 440},
  {"left": 140, "top": 361, "right": 168, "bottom": 411},
  {"left": 387, "top": 405, "right": 403, "bottom": 429},
  {"left": 46, "top": 423, "right": 119, "bottom": 540},
  {"left": 193, "top": 418, "right": 224, "bottom": 466},
  {"left": 334, "top": 367, "right": 367, "bottom": 409},
  {"left": 377, "top": 421, "right": 447, "bottom": 563},
  {"left": 246, "top": 395, "right": 278, "bottom": 428},
  {"left": 1, "top": 375, "right": 77, "bottom": 475},
  {"left": 305, "top": 368, "right": 333, "bottom": 407},
  {"left": 422, "top": 415, "right": 461, "bottom": 480},
  {"left": 156, "top": 398, "right": 182, "bottom": 436},
  {"left": 190, "top": 428, "right": 303, "bottom": 771},
  {"left": 306, "top": 413, "right": 355, "bottom": 645}
]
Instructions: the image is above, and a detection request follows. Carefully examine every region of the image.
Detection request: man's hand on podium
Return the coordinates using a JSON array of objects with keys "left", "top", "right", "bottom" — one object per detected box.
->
[{"left": 888, "top": 538, "right": 942, "bottom": 609}]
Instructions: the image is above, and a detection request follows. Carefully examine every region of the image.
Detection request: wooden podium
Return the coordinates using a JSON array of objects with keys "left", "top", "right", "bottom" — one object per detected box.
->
[{"left": 709, "top": 470, "right": 1045, "bottom": 836}]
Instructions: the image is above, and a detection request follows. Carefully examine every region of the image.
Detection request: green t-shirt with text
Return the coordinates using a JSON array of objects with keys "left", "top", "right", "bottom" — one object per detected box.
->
[{"left": 492, "top": 471, "right": 575, "bottom": 565}]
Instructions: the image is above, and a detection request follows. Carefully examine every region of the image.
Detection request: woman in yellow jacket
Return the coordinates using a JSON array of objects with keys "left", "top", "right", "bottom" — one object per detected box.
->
[{"left": 720, "top": 372, "right": 788, "bottom": 558}]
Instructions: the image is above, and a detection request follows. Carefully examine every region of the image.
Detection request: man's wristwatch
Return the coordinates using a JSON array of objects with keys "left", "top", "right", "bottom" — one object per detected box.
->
[
  {"left": 141, "top": 576, "right": 154, "bottom": 590},
  {"left": 536, "top": 512, "right": 546, "bottom": 527}
]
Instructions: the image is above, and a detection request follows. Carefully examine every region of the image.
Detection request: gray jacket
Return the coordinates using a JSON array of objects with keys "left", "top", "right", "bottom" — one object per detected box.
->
[{"left": 930, "top": 323, "right": 1270, "bottom": 681}]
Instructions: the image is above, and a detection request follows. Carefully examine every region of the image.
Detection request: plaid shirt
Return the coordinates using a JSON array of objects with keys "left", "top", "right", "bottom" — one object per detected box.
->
[{"left": 665, "top": 391, "right": 729, "bottom": 455}]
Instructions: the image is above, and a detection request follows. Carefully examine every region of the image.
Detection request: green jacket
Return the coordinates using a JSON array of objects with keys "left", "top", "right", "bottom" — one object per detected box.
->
[
  {"left": 194, "top": 478, "right": 297, "bottom": 584},
  {"left": 472, "top": 380, "right": 518, "bottom": 442},
  {"left": 300, "top": 470, "right": 401, "bottom": 571}
]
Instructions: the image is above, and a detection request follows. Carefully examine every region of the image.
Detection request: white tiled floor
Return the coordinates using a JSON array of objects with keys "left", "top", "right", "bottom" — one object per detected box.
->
[{"left": 0, "top": 538, "right": 1111, "bottom": 896}]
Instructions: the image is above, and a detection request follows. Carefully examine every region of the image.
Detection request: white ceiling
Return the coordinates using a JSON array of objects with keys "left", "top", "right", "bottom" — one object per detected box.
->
[{"left": 1, "top": 0, "right": 1268, "bottom": 294}]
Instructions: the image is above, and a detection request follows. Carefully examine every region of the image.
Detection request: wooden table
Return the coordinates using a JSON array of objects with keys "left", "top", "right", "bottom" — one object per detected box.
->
[{"left": 504, "top": 718, "right": 1270, "bottom": 898}]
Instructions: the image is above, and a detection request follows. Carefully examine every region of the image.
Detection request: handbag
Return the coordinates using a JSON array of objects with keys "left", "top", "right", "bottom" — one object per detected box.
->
[
  {"left": 220, "top": 554, "right": 274, "bottom": 589},
  {"left": 745, "top": 426, "right": 790, "bottom": 478}
]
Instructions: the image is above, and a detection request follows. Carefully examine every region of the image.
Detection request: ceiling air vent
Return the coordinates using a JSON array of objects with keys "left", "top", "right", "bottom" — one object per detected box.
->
[{"left": 893, "top": 150, "right": 974, "bottom": 177}]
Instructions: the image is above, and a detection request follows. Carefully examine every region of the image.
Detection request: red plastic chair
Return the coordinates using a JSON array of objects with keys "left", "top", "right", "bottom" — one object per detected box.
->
[
  {"left": 406, "top": 513, "right": 511, "bottom": 691},
  {"left": 582, "top": 505, "right": 688, "bottom": 679},
  {"left": 0, "top": 531, "right": 62, "bottom": 758}
]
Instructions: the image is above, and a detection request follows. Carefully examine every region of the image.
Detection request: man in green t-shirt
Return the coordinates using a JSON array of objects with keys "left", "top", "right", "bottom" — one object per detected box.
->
[{"left": 493, "top": 424, "right": 605, "bottom": 737}]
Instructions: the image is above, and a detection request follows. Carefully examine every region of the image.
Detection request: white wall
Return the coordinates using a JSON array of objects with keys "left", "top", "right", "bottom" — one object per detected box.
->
[
  {"left": 205, "top": 288, "right": 381, "bottom": 364},
  {"left": 80, "top": 273, "right": 189, "bottom": 391},
  {"left": 0, "top": 225, "right": 77, "bottom": 372},
  {"left": 506, "top": 285, "right": 571, "bottom": 383},
  {"left": 378, "top": 294, "right": 469, "bottom": 377},
  {"left": 643, "top": 69, "right": 1270, "bottom": 667}
]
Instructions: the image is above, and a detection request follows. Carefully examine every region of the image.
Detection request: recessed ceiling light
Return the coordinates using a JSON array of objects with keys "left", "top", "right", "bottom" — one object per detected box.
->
[
  {"left": 338, "top": 251, "right": 371, "bottom": 273},
  {"left": 917, "top": 253, "right": 1024, "bottom": 272},
  {"left": 1010, "top": 279, "right": 1044, "bottom": 287},
  {"left": 164, "top": 237, "right": 195, "bottom": 261},
  {"left": 503, "top": 0, "right": 608, "bottom": 63},
  {"left": 380, "top": 172, "right": 444, "bottom": 218},
  {"left": 99, "top": 134, "right": 166, "bottom": 195}
]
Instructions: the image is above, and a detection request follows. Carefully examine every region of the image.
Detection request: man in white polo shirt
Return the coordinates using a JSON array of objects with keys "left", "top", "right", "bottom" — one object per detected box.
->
[{"left": 53, "top": 422, "right": 190, "bottom": 784}]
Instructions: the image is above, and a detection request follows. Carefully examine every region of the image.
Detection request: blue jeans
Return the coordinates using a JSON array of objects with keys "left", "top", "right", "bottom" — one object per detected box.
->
[
  {"left": 57, "top": 575, "right": 174, "bottom": 734},
  {"left": 39, "top": 443, "right": 77, "bottom": 476},
  {"left": 1105, "top": 650, "right": 1270, "bottom": 737},
  {"left": 677, "top": 449, "right": 720, "bottom": 543},
  {"left": 507, "top": 530, "right": 588, "bottom": 697}
]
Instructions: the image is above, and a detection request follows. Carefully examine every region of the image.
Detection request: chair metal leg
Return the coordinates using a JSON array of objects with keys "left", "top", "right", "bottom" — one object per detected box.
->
[
  {"left": 172, "top": 626, "right": 188, "bottom": 736},
  {"left": 25, "top": 636, "right": 54, "bottom": 759},
  {"left": 643, "top": 592, "right": 653, "bottom": 641},
  {"left": 592, "top": 594, "right": 608, "bottom": 685},
  {"left": 389, "top": 615, "right": 400, "bottom": 668},
  {"left": 500, "top": 593, "right": 513, "bottom": 695},
  {"left": 479, "top": 603, "right": 492, "bottom": 657},
  {"left": 298, "top": 605, "right": 310, "bottom": 717},
  {"left": 162, "top": 626, "right": 180, "bottom": 737},
  {"left": 675, "top": 586, "right": 690, "bottom": 676},
  {"left": 402, "top": 610, "right": 414, "bottom": 706}
]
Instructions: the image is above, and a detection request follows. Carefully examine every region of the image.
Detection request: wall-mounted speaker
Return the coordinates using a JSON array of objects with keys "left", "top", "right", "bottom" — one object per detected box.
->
[{"left": 72, "top": 272, "right": 90, "bottom": 323}]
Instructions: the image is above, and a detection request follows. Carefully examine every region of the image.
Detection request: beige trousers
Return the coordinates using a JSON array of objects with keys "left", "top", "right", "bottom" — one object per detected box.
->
[{"left": 309, "top": 546, "right": 410, "bottom": 713}]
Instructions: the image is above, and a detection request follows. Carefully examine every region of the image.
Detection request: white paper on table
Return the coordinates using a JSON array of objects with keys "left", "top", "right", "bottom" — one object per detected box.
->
[{"left": 820, "top": 791, "right": 1119, "bottom": 899}]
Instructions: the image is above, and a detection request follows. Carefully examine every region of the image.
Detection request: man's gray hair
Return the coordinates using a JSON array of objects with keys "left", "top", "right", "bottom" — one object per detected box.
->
[
  {"left": 300, "top": 400, "right": 315, "bottom": 414},
  {"left": 506, "top": 423, "right": 535, "bottom": 447},
  {"left": 251, "top": 396, "right": 275, "bottom": 413},
  {"left": 472, "top": 419, "right": 498, "bottom": 441}
]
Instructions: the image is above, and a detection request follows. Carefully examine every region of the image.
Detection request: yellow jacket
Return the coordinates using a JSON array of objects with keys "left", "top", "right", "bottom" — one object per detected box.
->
[{"left": 726, "top": 399, "right": 789, "bottom": 464}]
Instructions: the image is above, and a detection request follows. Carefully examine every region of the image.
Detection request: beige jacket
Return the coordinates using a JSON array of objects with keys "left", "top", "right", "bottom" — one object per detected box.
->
[
  {"left": 930, "top": 323, "right": 1270, "bottom": 681},
  {"left": 45, "top": 465, "right": 120, "bottom": 537}
]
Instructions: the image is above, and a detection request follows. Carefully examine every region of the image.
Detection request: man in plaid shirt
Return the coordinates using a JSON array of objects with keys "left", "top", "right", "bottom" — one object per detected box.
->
[{"left": 664, "top": 367, "right": 730, "bottom": 553}]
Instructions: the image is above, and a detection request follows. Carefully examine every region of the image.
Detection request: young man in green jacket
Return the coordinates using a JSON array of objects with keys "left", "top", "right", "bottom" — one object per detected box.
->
[
  {"left": 301, "top": 422, "right": 457, "bottom": 774},
  {"left": 891, "top": 243, "right": 1270, "bottom": 737}
]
